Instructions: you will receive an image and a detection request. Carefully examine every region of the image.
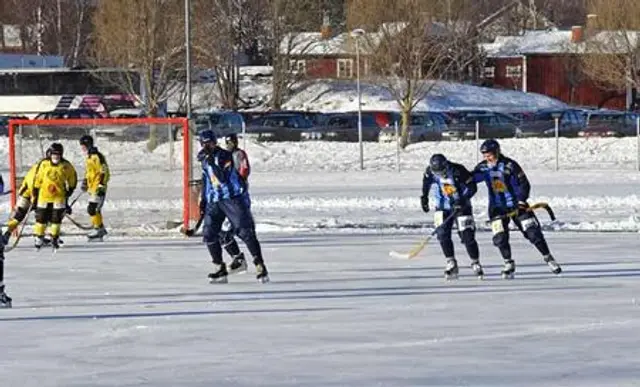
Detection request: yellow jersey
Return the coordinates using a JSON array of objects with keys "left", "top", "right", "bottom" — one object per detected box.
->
[
  {"left": 85, "top": 148, "right": 110, "bottom": 194},
  {"left": 33, "top": 159, "right": 78, "bottom": 204},
  {"left": 18, "top": 159, "right": 46, "bottom": 199}
]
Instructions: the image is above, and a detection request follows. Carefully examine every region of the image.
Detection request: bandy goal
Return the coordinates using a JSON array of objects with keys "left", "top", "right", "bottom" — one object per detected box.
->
[{"left": 6, "top": 117, "right": 201, "bottom": 236}]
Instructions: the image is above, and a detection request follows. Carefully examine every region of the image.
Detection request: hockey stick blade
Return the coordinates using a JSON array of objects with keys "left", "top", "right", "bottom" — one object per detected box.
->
[{"left": 181, "top": 216, "right": 204, "bottom": 237}]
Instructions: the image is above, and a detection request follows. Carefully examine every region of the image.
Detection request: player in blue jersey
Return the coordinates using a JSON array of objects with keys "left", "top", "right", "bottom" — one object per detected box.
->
[
  {"left": 197, "top": 130, "right": 269, "bottom": 283},
  {"left": 473, "top": 139, "right": 562, "bottom": 279},
  {"left": 422, "top": 154, "right": 484, "bottom": 279}
]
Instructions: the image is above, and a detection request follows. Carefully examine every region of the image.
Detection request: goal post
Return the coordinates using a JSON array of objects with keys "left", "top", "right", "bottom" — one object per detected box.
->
[{"left": 7, "top": 117, "right": 196, "bottom": 235}]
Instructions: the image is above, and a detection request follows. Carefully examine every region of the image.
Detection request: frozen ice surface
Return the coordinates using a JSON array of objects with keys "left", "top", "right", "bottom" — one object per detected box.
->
[{"left": 0, "top": 232, "right": 639, "bottom": 386}]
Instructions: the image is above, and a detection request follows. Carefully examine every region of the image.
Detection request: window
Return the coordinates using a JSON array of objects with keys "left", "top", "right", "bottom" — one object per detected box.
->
[
  {"left": 289, "top": 60, "right": 306, "bottom": 74},
  {"left": 506, "top": 65, "right": 522, "bottom": 78},
  {"left": 483, "top": 66, "right": 495, "bottom": 79},
  {"left": 337, "top": 59, "right": 354, "bottom": 78}
]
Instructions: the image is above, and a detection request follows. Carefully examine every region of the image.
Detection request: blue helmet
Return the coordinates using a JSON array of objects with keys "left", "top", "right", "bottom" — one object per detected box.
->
[
  {"left": 429, "top": 153, "right": 448, "bottom": 175},
  {"left": 198, "top": 130, "right": 217, "bottom": 145},
  {"left": 480, "top": 139, "right": 500, "bottom": 155}
]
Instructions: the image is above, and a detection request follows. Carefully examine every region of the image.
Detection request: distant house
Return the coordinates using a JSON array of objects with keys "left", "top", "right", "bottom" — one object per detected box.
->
[
  {"left": 480, "top": 27, "right": 630, "bottom": 109},
  {"left": 279, "top": 22, "right": 370, "bottom": 80}
]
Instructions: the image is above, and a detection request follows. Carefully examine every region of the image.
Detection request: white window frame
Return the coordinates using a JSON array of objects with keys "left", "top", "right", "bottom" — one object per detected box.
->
[
  {"left": 506, "top": 65, "right": 522, "bottom": 78},
  {"left": 483, "top": 66, "right": 495, "bottom": 79},
  {"left": 337, "top": 58, "right": 354, "bottom": 78},
  {"left": 289, "top": 59, "right": 306, "bottom": 74}
]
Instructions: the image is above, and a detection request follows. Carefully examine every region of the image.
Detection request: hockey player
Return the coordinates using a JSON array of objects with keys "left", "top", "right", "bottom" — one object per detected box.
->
[
  {"left": 218, "top": 133, "right": 251, "bottom": 274},
  {"left": 197, "top": 130, "right": 269, "bottom": 283},
  {"left": 2, "top": 150, "right": 50, "bottom": 245},
  {"left": 79, "top": 135, "right": 110, "bottom": 241},
  {"left": 473, "top": 139, "right": 562, "bottom": 279},
  {"left": 32, "top": 143, "right": 78, "bottom": 250},
  {"left": 422, "top": 154, "right": 483, "bottom": 280}
]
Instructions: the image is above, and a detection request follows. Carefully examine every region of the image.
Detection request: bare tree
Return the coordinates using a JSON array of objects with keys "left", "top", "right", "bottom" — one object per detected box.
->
[
  {"left": 265, "top": 0, "right": 324, "bottom": 110},
  {"left": 347, "top": 0, "right": 476, "bottom": 147},
  {"left": 91, "top": 0, "right": 185, "bottom": 149},
  {"left": 580, "top": 0, "right": 640, "bottom": 109}
]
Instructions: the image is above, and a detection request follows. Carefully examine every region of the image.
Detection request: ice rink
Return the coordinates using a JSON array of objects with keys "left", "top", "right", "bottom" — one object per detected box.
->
[{"left": 1, "top": 231, "right": 639, "bottom": 386}]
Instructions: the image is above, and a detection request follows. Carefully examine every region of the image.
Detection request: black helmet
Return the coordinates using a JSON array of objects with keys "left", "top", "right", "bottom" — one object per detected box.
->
[
  {"left": 79, "top": 134, "right": 94, "bottom": 148},
  {"left": 225, "top": 133, "right": 238, "bottom": 144},
  {"left": 429, "top": 153, "right": 448, "bottom": 175},
  {"left": 49, "top": 142, "right": 64, "bottom": 156},
  {"left": 480, "top": 139, "right": 500, "bottom": 155}
]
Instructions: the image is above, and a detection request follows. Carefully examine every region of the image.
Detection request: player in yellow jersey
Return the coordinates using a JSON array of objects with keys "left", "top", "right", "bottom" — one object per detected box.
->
[
  {"left": 79, "top": 135, "right": 110, "bottom": 241},
  {"left": 2, "top": 149, "right": 51, "bottom": 245},
  {"left": 32, "top": 143, "right": 77, "bottom": 250}
]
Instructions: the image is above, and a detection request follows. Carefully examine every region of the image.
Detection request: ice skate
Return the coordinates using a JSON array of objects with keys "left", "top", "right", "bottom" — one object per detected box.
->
[
  {"left": 208, "top": 263, "right": 228, "bottom": 284},
  {"left": 0, "top": 286, "right": 12, "bottom": 309},
  {"left": 34, "top": 236, "right": 44, "bottom": 250},
  {"left": 444, "top": 258, "right": 459, "bottom": 280},
  {"left": 43, "top": 236, "right": 64, "bottom": 247},
  {"left": 228, "top": 253, "right": 248, "bottom": 275},
  {"left": 255, "top": 262, "right": 269, "bottom": 283},
  {"left": 470, "top": 260, "right": 484, "bottom": 279},
  {"left": 501, "top": 259, "right": 516, "bottom": 280},
  {"left": 544, "top": 254, "right": 562, "bottom": 275},
  {"left": 50, "top": 237, "right": 61, "bottom": 252},
  {"left": 87, "top": 227, "right": 107, "bottom": 242}
]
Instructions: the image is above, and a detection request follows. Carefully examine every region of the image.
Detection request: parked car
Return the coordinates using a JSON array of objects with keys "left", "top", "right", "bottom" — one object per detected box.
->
[
  {"left": 579, "top": 110, "right": 639, "bottom": 137},
  {"left": 0, "top": 115, "right": 29, "bottom": 136},
  {"left": 244, "top": 113, "right": 314, "bottom": 141},
  {"left": 27, "top": 109, "right": 105, "bottom": 138},
  {"left": 378, "top": 112, "right": 447, "bottom": 143},
  {"left": 194, "top": 110, "right": 244, "bottom": 137},
  {"left": 520, "top": 108, "right": 587, "bottom": 138},
  {"left": 300, "top": 113, "right": 381, "bottom": 142},
  {"left": 443, "top": 112, "right": 520, "bottom": 140}
]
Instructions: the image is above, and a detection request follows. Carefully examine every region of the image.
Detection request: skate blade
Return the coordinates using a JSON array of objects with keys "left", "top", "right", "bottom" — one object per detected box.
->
[
  {"left": 501, "top": 273, "right": 515, "bottom": 280},
  {"left": 257, "top": 276, "right": 270, "bottom": 284},
  {"left": 209, "top": 276, "right": 228, "bottom": 284},
  {"left": 228, "top": 264, "right": 248, "bottom": 275},
  {"left": 0, "top": 303, "right": 11, "bottom": 309},
  {"left": 444, "top": 274, "right": 459, "bottom": 281}
]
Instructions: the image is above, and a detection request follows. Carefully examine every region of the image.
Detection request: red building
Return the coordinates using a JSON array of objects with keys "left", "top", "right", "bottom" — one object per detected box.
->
[
  {"left": 279, "top": 23, "right": 368, "bottom": 80},
  {"left": 481, "top": 27, "right": 627, "bottom": 109}
]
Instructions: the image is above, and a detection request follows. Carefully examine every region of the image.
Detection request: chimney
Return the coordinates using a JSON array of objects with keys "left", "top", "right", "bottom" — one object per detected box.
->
[
  {"left": 571, "top": 25, "right": 583, "bottom": 43},
  {"left": 320, "top": 11, "right": 332, "bottom": 40}
]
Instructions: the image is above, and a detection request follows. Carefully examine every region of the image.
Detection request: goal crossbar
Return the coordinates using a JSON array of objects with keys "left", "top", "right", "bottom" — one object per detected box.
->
[{"left": 8, "top": 117, "right": 192, "bottom": 232}]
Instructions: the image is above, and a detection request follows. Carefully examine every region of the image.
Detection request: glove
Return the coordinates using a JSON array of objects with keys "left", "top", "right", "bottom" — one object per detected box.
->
[
  {"left": 420, "top": 195, "right": 429, "bottom": 213},
  {"left": 452, "top": 199, "right": 464, "bottom": 212},
  {"left": 31, "top": 189, "right": 39, "bottom": 210},
  {"left": 65, "top": 202, "right": 72, "bottom": 215},
  {"left": 96, "top": 184, "right": 106, "bottom": 197},
  {"left": 81, "top": 179, "right": 88, "bottom": 192},
  {"left": 516, "top": 201, "right": 529, "bottom": 215}
]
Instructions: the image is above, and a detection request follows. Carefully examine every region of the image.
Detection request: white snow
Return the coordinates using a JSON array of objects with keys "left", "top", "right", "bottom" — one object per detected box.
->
[{"left": 167, "top": 75, "right": 566, "bottom": 112}]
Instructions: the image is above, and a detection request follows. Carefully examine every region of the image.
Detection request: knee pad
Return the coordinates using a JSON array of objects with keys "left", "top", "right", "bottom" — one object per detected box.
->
[
  {"left": 456, "top": 215, "right": 475, "bottom": 243},
  {"left": 87, "top": 202, "right": 98, "bottom": 216},
  {"left": 34, "top": 208, "right": 48, "bottom": 224},
  {"left": 490, "top": 218, "right": 509, "bottom": 247},
  {"left": 17, "top": 196, "right": 31, "bottom": 209},
  {"left": 434, "top": 211, "right": 452, "bottom": 242},
  {"left": 459, "top": 228, "right": 476, "bottom": 245}
]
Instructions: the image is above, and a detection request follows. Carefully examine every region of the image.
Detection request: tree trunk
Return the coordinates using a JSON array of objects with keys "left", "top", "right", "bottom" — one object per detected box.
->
[{"left": 400, "top": 101, "right": 411, "bottom": 149}]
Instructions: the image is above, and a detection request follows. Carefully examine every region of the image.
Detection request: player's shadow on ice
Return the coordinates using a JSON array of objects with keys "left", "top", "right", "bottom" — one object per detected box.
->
[{"left": 5, "top": 283, "right": 611, "bottom": 317}]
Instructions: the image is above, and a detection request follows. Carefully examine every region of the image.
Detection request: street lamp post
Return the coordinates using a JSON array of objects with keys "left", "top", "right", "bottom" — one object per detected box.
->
[{"left": 352, "top": 28, "right": 365, "bottom": 170}]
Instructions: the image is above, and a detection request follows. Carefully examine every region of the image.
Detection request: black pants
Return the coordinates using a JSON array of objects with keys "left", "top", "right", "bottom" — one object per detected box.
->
[
  {"left": 489, "top": 207, "right": 550, "bottom": 261},
  {"left": 434, "top": 207, "right": 479, "bottom": 261},
  {"left": 202, "top": 196, "right": 263, "bottom": 265}
]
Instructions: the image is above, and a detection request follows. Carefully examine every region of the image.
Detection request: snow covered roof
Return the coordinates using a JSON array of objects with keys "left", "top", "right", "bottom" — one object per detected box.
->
[
  {"left": 480, "top": 29, "right": 573, "bottom": 57},
  {"left": 279, "top": 32, "right": 353, "bottom": 56},
  {"left": 481, "top": 29, "right": 640, "bottom": 57}
]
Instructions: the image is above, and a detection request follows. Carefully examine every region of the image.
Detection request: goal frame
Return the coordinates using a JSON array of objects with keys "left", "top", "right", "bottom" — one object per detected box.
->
[{"left": 8, "top": 117, "right": 192, "bottom": 232}]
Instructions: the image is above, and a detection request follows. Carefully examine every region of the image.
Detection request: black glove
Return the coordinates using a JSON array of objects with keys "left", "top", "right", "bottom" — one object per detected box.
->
[
  {"left": 516, "top": 201, "right": 529, "bottom": 216},
  {"left": 420, "top": 195, "right": 429, "bottom": 213},
  {"left": 81, "top": 179, "right": 88, "bottom": 192},
  {"left": 452, "top": 199, "right": 464, "bottom": 212},
  {"left": 31, "top": 189, "right": 39, "bottom": 210},
  {"left": 65, "top": 203, "right": 72, "bottom": 215}
]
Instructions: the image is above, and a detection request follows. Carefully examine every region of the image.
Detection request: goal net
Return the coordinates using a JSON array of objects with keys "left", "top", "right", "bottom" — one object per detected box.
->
[{"left": 6, "top": 117, "right": 200, "bottom": 237}]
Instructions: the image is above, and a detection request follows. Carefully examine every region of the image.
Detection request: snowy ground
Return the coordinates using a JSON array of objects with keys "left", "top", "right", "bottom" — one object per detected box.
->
[{"left": 1, "top": 232, "right": 639, "bottom": 386}]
